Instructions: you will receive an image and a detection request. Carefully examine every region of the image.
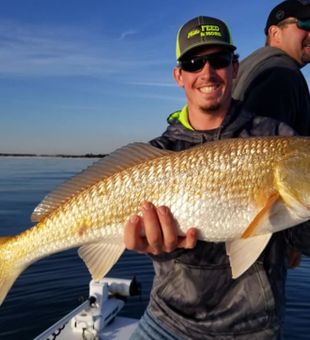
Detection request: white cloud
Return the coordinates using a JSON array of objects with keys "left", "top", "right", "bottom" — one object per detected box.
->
[
  {"left": 0, "top": 20, "right": 170, "bottom": 78},
  {"left": 119, "top": 30, "right": 138, "bottom": 40},
  {"left": 127, "top": 81, "right": 175, "bottom": 87}
]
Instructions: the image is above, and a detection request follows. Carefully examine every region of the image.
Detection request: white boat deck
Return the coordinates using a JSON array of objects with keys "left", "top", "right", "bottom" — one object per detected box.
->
[
  {"left": 46, "top": 316, "right": 138, "bottom": 340},
  {"left": 34, "top": 278, "right": 140, "bottom": 340}
]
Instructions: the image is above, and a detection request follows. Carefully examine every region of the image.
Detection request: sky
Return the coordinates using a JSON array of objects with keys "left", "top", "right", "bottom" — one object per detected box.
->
[{"left": 0, "top": 0, "right": 309, "bottom": 155}]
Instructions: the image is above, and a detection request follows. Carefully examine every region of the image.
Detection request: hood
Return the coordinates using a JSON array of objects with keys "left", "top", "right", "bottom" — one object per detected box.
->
[
  {"left": 233, "top": 46, "right": 300, "bottom": 101},
  {"left": 163, "top": 100, "right": 255, "bottom": 144}
]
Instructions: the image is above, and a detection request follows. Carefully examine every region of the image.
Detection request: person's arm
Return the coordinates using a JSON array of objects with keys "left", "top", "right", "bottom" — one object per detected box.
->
[
  {"left": 286, "top": 221, "right": 310, "bottom": 257},
  {"left": 124, "top": 201, "right": 197, "bottom": 255}
]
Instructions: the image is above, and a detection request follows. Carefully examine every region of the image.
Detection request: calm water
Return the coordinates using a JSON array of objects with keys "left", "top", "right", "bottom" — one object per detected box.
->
[{"left": 0, "top": 157, "right": 309, "bottom": 339}]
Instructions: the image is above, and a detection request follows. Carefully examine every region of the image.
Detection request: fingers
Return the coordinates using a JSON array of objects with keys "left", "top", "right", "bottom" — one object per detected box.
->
[
  {"left": 178, "top": 228, "right": 198, "bottom": 249},
  {"left": 124, "top": 214, "right": 148, "bottom": 253},
  {"left": 124, "top": 203, "right": 164, "bottom": 254},
  {"left": 124, "top": 202, "right": 198, "bottom": 255},
  {"left": 142, "top": 202, "right": 163, "bottom": 254},
  {"left": 157, "top": 205, "right": 178, "bottom": 252},
  {"left": 156, "top": 205, "right": 197, "bottom": 250}
]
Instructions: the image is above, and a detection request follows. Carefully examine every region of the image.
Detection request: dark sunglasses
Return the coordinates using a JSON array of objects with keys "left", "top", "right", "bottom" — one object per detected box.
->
[
  {"left": 178, "top": 51, "right": 234, "bottom": 73},
  {"left": 278, "top": 18, "right": 310, "bottom": 31}
]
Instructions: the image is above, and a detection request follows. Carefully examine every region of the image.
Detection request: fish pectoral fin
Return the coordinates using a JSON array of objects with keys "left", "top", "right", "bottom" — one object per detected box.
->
[
  {"left": 241, "top": 192, "right": 280, "bottom": 238},
  {"left": 78, "top": 241, "right": 125, "bottom": 280},
  {"left": 226, "top": 233, "right": 272, "bottom": 279},
  {"left": 275, "top": 156, "right": 310, "bottom": 213}
]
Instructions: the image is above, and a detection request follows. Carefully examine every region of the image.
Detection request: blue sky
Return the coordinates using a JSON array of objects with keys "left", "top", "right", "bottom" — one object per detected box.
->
[{"left": 0, "top": 0, "right": 309, "bottom": 155}]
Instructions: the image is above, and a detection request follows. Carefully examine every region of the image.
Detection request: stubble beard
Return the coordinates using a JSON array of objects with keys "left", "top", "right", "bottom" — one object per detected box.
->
[
  {"left": 200, "top": 96, "right": 227, "bottom": 114},
  {"left": 301, "top": 40, "right": 310, "bottom": 65},
  {"left": 203, "top": 103, "right": 221, "bottom": 112},
  {"left": 301, "top": 52, "right": 310, "bottom": 65}
]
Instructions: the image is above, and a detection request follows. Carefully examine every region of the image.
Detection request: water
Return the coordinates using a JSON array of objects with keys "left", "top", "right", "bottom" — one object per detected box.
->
[{"left": 0, "top": 157, "right": 309, "bottom": 339}]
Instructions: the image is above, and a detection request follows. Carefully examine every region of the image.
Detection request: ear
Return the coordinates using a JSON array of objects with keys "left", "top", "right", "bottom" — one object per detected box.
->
[
  {"left": 268, "top": 25, "right": 282, "bottom": 45},
  {"left": 173, "top": 67, "right": 184, "bottom": 87}
]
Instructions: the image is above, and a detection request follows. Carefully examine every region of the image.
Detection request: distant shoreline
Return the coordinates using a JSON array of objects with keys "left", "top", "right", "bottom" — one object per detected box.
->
[{"left": 0, "top": 153, "right": 106, "bottom": 158}]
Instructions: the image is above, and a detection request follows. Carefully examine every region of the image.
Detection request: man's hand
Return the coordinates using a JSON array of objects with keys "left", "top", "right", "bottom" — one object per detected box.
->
[{"left": 124, "top": 202, "right": 197, "bottom": 255}]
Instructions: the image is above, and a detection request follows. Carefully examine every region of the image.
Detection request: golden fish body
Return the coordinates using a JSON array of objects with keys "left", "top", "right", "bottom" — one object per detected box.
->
[{"left": 1, "top": 136, "right": 310, "bottom": 304}]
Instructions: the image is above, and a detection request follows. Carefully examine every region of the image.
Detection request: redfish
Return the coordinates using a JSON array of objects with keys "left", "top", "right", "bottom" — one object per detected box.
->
[{"left": 1, "top": 136, "right": 310, "bottom": 305}]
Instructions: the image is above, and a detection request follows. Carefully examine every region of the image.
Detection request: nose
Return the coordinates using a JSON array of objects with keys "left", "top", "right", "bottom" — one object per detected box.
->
[
  {"left": 200, "top": 61, "right": 217, "bottom": 73},
  {"left": 198, "top": 61, "right": 218, "bottom": 78}
]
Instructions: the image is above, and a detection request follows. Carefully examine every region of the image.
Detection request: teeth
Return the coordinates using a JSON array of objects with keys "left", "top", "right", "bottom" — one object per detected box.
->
[{"left": 200, "top": 85, "right": 219, "bottom": 93}]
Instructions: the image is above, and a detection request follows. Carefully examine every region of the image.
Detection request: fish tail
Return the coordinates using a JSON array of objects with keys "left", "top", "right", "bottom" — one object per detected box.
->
[{"left": 0, "top": 236, "right": 26, "bottom": 305}]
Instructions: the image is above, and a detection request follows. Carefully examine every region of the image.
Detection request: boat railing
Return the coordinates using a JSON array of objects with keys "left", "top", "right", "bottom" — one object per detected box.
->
[{"left": 33, "top": 277, "right": 141, "bottom": 340}]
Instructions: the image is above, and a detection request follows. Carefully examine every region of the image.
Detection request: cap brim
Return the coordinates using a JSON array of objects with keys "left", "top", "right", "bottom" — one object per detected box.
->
[
  {"left": 297, "top": 12, "right": 310, "bottom": 20},
  {"left": 178, "top": 41, "right": 236, "bottom": 61}
]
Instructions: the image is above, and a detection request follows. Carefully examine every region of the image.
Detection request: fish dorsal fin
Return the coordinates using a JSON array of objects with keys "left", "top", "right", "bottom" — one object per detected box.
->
[
  {"left": 226, "top": 233, "right": 272, "bottom": 279},
  {"left": 31, "top": 143, "right": 171, "bottom": 222},
  {"left": 78, "top": 240, "right": 125, "bottom": 280}
]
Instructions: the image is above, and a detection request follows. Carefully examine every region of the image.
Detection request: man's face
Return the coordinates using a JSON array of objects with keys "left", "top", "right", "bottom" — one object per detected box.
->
[
  {"left": 173, "top": 46, "right": 238, "bottom": 115},
  {"left": 276, "top": 17, "right": 310, "bottom": 66}
]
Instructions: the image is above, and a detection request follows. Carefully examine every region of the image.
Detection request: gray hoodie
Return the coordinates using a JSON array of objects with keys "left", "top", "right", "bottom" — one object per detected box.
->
[
  {"left": 144, "top": 101, "right": 310, "bottom": 339},
  {"left": 233, "top": 46, "right": 310, "bottom": 136}
]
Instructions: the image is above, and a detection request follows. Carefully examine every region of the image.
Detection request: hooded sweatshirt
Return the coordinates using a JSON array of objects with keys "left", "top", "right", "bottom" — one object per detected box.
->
[
  {"left": 144, "top": 100, "right": 310, "bottom": 339},
  {"left": 233, "top": 46, "right": 310, "bottom": 136}
]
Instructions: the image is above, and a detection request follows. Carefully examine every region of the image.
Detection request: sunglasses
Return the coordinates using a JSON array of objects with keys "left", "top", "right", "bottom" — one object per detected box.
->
[
  {"left": 178, "top": 51, "right": 234, "bottom": 73},
  {"left": 278, "top": 18, "right": 310, "bottom": 31}
]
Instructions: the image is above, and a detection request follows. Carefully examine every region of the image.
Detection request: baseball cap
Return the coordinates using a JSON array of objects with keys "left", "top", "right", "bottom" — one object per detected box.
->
[
  {"left": 176, "top": 16, "right": 236, "bottom": 61},
  {"left": 265, "top": 0, "right": 310, "bottom": 34}
]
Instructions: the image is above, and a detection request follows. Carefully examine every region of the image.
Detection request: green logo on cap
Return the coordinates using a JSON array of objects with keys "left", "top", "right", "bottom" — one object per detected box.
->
[{"left": 187, "top": 25, "right": 222, "bottom": 39}]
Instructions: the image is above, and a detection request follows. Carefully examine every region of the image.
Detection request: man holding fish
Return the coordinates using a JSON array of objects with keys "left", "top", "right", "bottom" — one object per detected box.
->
[{"left": 125, "top": 13, "right": 310, "bottom": 340}]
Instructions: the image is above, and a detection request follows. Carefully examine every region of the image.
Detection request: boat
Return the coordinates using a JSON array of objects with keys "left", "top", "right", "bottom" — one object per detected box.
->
[{"left": 34, "top": 277, "right": 141, "bottom": 340}]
